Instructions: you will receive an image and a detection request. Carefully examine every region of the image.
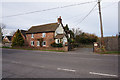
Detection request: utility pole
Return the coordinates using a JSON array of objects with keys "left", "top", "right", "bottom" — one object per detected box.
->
[{"left": 98, "top": 0, "right": 104, "bottom": 47}]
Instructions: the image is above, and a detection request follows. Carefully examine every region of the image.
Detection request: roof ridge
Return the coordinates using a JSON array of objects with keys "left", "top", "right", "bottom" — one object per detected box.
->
[
  {"left": 32, "top": 22, "right": 58, "bottom": 28},
  {"left": 20, "top": 30, "right": 27, "bottom": 31}
]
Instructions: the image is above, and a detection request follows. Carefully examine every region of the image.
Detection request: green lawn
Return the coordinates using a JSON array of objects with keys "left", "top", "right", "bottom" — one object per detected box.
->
[{"left": 99, "top": 51, "right": 120, "bottom": 54}]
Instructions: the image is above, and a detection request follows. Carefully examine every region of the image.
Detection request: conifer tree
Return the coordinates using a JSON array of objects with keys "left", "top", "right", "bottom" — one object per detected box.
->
[{"left": 12, "top": 29, "right": 24, "bottom": 47}]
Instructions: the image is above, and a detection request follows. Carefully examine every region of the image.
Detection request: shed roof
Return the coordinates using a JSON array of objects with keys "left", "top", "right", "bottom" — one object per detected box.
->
[{"left": 6, "top": 36, "right": 12, "bottom": 41}]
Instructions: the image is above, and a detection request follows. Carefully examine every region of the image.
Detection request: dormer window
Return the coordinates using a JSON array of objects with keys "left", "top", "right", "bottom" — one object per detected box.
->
[
  {"left": 42, "top": 33, "right": 46, "bottom": 38},
  {"left": 31, "top": 34, "right": 34, "bottom": 38}
]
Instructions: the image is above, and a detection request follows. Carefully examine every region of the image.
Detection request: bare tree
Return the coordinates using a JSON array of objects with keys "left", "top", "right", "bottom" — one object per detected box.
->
[
  {"left": 0, "top": 23, "right": 6, "bottom": 30},
  {"left": 71, "top": 28, "right": 82, "bottom": 37},
  {"left": 0, "top": 23, "right": 6, "bottom": 35},
  {"left": 0, "top": 23, "right": 6, "bottom": 44},
  {"left": 0, "top": 23, "right": 6, "bottom": 43},
  {"left": 75, "top": 28, "right": 82, "bottom": 36}
]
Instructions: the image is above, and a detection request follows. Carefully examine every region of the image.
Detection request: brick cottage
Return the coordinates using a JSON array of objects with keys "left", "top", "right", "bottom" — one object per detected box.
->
[{"left": 25, "top": 16, "right": 70, "bottom": 51}]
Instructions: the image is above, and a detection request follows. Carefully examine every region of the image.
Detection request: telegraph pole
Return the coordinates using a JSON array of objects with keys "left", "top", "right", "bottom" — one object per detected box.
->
[{"left": 98, "top": 0, "right": 104, "bottom": 47}]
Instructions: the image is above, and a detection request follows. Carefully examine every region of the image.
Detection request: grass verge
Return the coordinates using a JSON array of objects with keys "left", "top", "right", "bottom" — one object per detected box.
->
[
  {"left": 2, "top": 46, "right": 65, "bottom": 52},
  {"left": 98, "top": 51, "right": 120, "bottom": 54}
]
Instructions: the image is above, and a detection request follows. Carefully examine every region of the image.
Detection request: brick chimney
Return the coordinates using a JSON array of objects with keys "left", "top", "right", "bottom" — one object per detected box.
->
[{"left": 57, "top": 16, "right": 62, "bottom": 24}]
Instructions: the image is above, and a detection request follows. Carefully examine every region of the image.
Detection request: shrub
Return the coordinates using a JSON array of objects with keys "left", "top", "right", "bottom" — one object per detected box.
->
[
  {"left": 72, "top": 43, "right": 79, "bottom": 48},
  {"left": 12, "top": 29, "right": 24, "bottom": 47},
  {"left": 51, "top": 42, "right": 63, "bottom": 47},
  {"left": 75, "top": 33, "right": 98, "bottom": 44}
]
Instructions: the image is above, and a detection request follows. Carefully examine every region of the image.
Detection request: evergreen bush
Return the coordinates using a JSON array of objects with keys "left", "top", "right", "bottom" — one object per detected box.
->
[
  {"left": 51, "top": 42, "right": 63, "bottom": 47},
  {"left": 12, "top": 29, "right": 24, "bottom": 47}
]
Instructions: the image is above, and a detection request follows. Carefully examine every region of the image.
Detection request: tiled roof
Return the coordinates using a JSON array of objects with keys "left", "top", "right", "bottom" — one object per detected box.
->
[
  {"left": 55, "top": 34, "right": 65, "bottom": 39},
  {"left": 20, "top": 30, "right": 27, "bottom": 38},
  {"left": 26, "top": 23, "right": 59, "bottom": 34},
  {"left": 6, "top": 36, "right": 12, "bottom": 41}
]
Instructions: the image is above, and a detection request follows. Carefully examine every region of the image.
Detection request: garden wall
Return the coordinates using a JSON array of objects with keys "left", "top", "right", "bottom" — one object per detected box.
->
[
  {"left": 14, "top": 46, "right": 68, "bottom": 52},
  {"left": 104, "top": 37, "right": 119, "bottom": 51}
]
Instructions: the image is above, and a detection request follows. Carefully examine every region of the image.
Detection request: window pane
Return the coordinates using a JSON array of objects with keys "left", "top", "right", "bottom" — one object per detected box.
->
[
  {"left": 42, "top": 33, "right": 46, "bottom": 37},
  {"left": 42, "top": 41, "right": 46, "bottom": 46},
  {"left": 37, "top": 41, "right": 40, "bottom": 46},
  {"left": 31, "top": 41, "right": 34, "bottom": 46},
  {"left": 31, "top": 34, "right": 34, "bottom": 38}
]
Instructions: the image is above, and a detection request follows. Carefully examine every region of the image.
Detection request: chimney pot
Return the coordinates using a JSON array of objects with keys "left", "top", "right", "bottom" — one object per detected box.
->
[
  {"left": 59, "top": 16, "right": 61, "bottom": 19},
  {"left": 57, "top": 16, "right": 62, "bottom": 24}
]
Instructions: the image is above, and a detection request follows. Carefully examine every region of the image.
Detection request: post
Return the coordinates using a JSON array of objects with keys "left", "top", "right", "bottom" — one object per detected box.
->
[{"left": 98, "top": 0, "right": 104, "bottom": 47}]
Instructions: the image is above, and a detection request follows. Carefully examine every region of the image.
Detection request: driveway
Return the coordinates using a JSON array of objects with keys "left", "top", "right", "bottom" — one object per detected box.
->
[{"left": 2, "top": 48, "right": 119, "bottom": 78}]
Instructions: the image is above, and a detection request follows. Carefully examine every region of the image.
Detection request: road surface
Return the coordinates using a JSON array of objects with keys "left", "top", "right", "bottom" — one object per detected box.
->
[{"left": 2, "top": 48, "right": 118, "bottom": 78}]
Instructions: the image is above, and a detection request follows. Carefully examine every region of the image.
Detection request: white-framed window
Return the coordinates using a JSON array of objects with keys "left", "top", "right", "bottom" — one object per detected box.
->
[
  {"left": 31, "top": 41, "right": 34, "bottom": 46},
  {"left": 57, "top": 39, "right": 61, "bottom": 44},
  {"left": 55, "top": 39, "right": 60, "bottom": 44},
  {"left": 42, "top": 33, "right": 46, "bottom": 38},
  {"left": 58, "top": 39, "right": 60, "bottom": 44},
  {"left": 63, "top": 39, "right": 65, "bottom": 44},
  {"left": 42, "top": 41, "right": 46, "bottom": 46},
  {"left": 31, "top": 34, "right": 34, "bottom": 38},
  {"left": 37, "top": 41, "right": 40, "bottom": 46},
  {"left": 55, "top": 39, "right": 58, "bottom": 44},
  {"left": 68, "top": 34, "right": 70, "bottom": 38},
  {"left": 63, "top": 36, "right": 67, "bottom": 45}
]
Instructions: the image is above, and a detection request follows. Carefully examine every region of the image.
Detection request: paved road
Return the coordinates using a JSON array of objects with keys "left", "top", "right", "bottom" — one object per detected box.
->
[{"left": 2, "top": 48, "right": 118, "bottom": 78}]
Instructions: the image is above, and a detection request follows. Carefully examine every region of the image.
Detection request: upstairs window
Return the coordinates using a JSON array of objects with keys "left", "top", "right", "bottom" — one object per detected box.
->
[
  {"left": 31, "top": 34, "right": 34, "bottom": 38},
  {"left": 42, "top": 33, "right": 46, "bottom": 38}
]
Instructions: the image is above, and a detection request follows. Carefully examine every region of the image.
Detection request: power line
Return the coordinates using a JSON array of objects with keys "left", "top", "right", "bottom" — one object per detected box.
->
[
  {"left": 1, "top": 1, "right": 96, "bottom": 18},
  {"left": 73, "top": 1, "right": 117, "bottom": 26},
  {"left": 65, "top": 2, "right": 117, "bottom": 21},
  {"left": 74, "top": 3, "right": 97, "bottom": 26}
]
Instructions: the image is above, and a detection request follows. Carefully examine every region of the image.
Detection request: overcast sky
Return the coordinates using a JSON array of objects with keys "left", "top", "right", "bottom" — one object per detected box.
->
[{"left": 0, "top": 0, "right": 119, "bottom": 36}]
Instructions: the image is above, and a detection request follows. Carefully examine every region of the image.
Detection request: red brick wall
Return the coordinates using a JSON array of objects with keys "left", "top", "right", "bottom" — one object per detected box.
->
[
  {"left": 14, "top": 46, "right": 68, "bottom": 52},
  {"left": 26, "top": 32, "right": 55, "bottom": 47}
]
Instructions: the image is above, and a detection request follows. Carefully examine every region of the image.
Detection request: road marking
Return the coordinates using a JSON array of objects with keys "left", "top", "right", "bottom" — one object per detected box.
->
[
  {"left": 57, "top": 68, "right": 76, "bottom": 72},
  {"left": 89, "top": 72, "right": 118, "bottom": 77}
]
